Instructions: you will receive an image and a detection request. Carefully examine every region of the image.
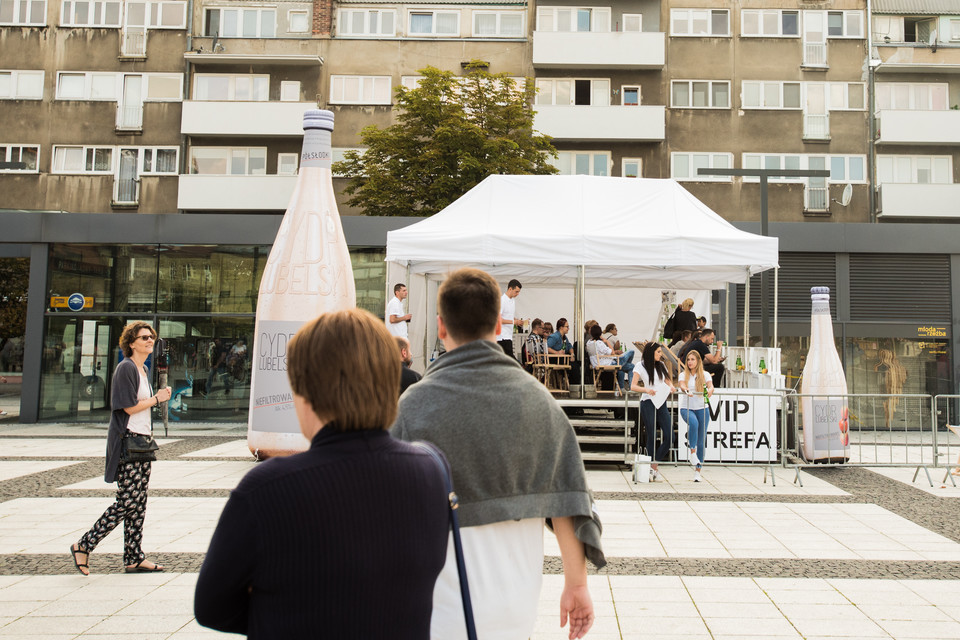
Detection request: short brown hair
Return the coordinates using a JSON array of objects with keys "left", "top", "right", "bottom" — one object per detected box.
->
[
  {"left": 438, "top": 268, "right": 500, "bottom": 343},
  {"left": 119, "top": 321, "right": 156, "bottom": 358},
  {"left": 394, "top": 336, "right": 410, "bottom": 354},
  {"left": 287, "top": 308, "right": 400, "bottom": 431}
]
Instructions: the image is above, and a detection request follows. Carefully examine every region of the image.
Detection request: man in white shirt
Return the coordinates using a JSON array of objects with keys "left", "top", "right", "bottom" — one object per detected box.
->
[
  {"left": 497, "top": 279, "right": 523, "bottom": 360},
  {"left": 385, "top": 283, "right": 411, "bottom": 338}
]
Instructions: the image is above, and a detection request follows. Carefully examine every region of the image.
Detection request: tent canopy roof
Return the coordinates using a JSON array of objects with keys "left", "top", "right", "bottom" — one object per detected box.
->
[{"left": 385, "top": 175, "right": 779, "bottom": 289}]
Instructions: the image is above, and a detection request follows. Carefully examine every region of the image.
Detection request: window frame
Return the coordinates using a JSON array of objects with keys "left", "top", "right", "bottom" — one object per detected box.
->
[
  {"left": 535, "top": 78, "right": 610, "bottom": 106},
  {"left": 621, "top": 13, "right": 641, "bottom": 32},
  {"left": 535, "top": 6, "right": 611, "bottom": 33},
  {"left": 671, "top": 79, "right": 731, "bottom": 109},
  {"left": 192, "top": 73, "right": 270, "bottom": 102},
  {"left": 0, "top": 0, "right": 47, "bottom": 26},
  {"left": 329, "top": 75, "right": 392, "bottom": 105},
  {"left": 740, "top": 9, "right": 800, "bottom": 37},
  {"left": 622, "top": 157, "right": 642, "bottom": 178},
  {"left": 876, "top": 82, "right": 949, "bottom": 111},
  {"left": 671, "top": 152, "right": 733, "bottom": 182},
  {"left": 277, "top": 152, "right": 299, "bottom": 175},
  {"left": 742, "top": 153, "right": 868, "bottom": 184},
  {"left": 188, "top": 146, "right": 268, "bottom": 176},
  {"left": 139, "top": 146, "right": 179, "bottom": 175},
  {"left": 471, "top": 9, "right": 523, "bottom": 38},
  {"left": 51, "top": 145, "right": 115, "bottom": 174},
  {"left": 0, "top": 144, "right": 40, "bottom": 173},
  {"left": 621, "top": 84, "right": 640, "bottom": 106},
  {"left": 0, "top": 69, "right": 44, "bottom": 100},
  {"left": 60, "top": 0, "right": 122, "bottom": 27},
  {"left": 741, "top": 80, "right": 802, "bottom": 110},
  {"left": 204, "top": 6, "right": 277, "bottom": 38},
  {"left": 407, "top": 9, "right": 459, "bottom": 36},
  {"left": 826, "top": 10, "right": 863, "bottom": 38},
  {"left": 670, "top": 8, "right": 730, "bottom": 37},
  {"left": 55, "top": 71, "right": 119, "bottom": 101},
  {"left": 876, "top": 155, "right": 953, "bottom": 185},
  {"left": 287, "top": 9, "right": 308, "bottom": 33},
  {"left": 336, "top": 8, "right": 396, "bottom": 37},
  {"left": 552, "top": 150, "right": 612, "bottom": 176}
]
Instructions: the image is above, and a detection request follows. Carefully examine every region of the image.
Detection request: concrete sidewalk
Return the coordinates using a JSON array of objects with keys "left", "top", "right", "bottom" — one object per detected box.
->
[{"left": 0, "top": 428, "right": 958, "bottom": 639}]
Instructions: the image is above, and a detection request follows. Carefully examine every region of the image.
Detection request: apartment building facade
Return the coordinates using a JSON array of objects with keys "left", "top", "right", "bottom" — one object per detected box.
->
[{"left": 1, "top": 0, "right": 958, "bottom": 423}]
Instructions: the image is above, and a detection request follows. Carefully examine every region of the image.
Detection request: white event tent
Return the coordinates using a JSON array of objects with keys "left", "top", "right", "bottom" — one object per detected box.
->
[{"left": 385, "top": 175, "right": 779, "bottom": 372}]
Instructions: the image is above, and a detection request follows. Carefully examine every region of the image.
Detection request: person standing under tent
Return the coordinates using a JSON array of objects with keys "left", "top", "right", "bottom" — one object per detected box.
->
[
  {"left": 496, "top": 279, "right": 524, "bottom": 360},
  {"left": 386, "top": 283, "right": 412, "bottom": 338}
]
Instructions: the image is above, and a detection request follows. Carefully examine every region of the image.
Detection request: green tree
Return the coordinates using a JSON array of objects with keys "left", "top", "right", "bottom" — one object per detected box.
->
[
  {"left": 333, "top": 64, "right": 557, "bottom": 217},
  {"left": 0, "top": 258, "right": 29, "bottom": 362}
]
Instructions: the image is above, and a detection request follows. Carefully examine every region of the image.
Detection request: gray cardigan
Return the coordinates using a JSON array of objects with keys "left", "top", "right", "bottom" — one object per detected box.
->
[
  {"left": 104, "top": 357, "right": 149, "bottom": 482},
  {"left": 392, "top": 339, "right": 605, "bottom": 568}
]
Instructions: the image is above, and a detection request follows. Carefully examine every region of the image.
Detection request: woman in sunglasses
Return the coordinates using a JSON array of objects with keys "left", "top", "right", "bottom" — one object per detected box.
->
[{"left": 70, "top": 321, "right": 171, "bottom": 575}]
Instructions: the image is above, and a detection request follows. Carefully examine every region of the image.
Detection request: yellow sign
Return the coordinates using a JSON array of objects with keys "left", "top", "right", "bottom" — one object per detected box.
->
[
  {"left": 917, "top": 326, "right": 947, "bottom": 338},
  {"left": 49, "top": 296, "right": 93, "bottom": 309}
]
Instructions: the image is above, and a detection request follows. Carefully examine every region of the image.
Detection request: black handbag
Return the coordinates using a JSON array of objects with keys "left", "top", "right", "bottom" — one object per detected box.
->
[{"left": 123, "top": 433, "right": 159, "bottom": 462}]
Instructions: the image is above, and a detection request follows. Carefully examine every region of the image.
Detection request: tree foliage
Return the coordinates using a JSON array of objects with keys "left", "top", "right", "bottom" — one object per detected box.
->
[
  {"left": 0, "top": 258, "right": 29, "bottom": 343},
  {"left": 333, "top": 64, "right": 557, "bottom": 217}
]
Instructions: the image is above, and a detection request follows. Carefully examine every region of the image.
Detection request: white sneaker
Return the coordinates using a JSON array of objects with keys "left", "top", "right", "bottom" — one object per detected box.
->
[
  {"left": 693, "top": 472, "right": 702, "bottom": 483},
  {"left": 689, "top": 451, "right": 699, "bottom": 469},
  {"left": 649, "top": 469, "right": 660, "bottom": 482}
]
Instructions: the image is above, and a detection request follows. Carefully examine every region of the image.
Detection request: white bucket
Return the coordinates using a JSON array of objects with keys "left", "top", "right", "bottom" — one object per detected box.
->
[{"left": 632, "top": 453, "right": 651, "bottom": 483}]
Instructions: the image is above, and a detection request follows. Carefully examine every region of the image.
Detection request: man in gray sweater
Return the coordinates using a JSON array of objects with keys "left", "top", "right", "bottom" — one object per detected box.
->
[{"left": 392, "top": 268, "right": 602, "bottom": 640}]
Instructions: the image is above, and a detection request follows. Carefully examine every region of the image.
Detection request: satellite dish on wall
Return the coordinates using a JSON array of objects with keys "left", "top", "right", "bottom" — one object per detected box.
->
[{"left": 834, "top": 183, "right": 853, "bottom": 207}]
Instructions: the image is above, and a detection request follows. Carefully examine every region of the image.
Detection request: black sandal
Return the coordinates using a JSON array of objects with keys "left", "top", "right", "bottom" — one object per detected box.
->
[
  {"left": 69, "top": 544, "right": 89, "bottom": 576},
  {"left": 124, "top": 560, "right": 165, "bottom": 573}
]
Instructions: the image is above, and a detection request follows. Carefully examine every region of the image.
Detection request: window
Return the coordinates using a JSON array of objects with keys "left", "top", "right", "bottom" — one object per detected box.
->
[
  {"left": 0, "top": 0, "right": 46, "bottom": 25},
  {"left": 277, "top": 153, "right": 298, "bottom": 175},
  {"left": 330, "top": 75, "right": 391, "bottom": 105},
  {"left": 741, "top": 81, "right": 801, "bottom": 109},
  {"left": 189, "top": 147, "right": 267, "bottom": 175},
  {"left": 287, "top": 9, "right": 307, "bottom": 33},
  {"left": 552, "top": 151, "right": 610, "bottom": 176},
  {"left": 876, "top": 83, "right": 948, "bottom": 111},
  {"left": 0, "top": 144, "right": 39, "bottom": 172},
  {"left": 280, "top": 80, "right": 300, "bottom": 102},
  {"left": 622, "top": 85, "right": 639, "bottom": 106},
  {"left": 622, "top": 158, "right": 641, "bottom": 178},
  {"left": 877, "top": 155, "right": 952, "bottom": 184},
  {"left": 204, "top": 7, "right": 276, "bottom": 37},
  {"left": 61, "top": 0, "right": 120, "bottom": 26},
  {"left": 332, "top": 147, "right": 364, "bottom": 176},
  {"left": 952, "top": 19, "right": 960, "bottom": 41},
  {"left": 827, "top": 83, "right": 865, "bottom": 110},
  {"left": 473, "top": 10, "right": 522, "bottom": 37},
  {"left": 536, "top": 78, "right": 609, "bottom": 106},
  {"left": 56, "top": 72, "right": 118, "bottom": 100},
  {"left": 671, "top": 153, "right": 732, "bottom": 181},
  {"left": 742, "top": 153, "right": 867, "bottom": 183},
  {"left": 536, "top": 6, "right": 610, "bottom": 32},
  {"left": 826, "top": 10, "right": 863, "bottom": 38},
  {"left": 0, "top": 70, "right": 43, "bottom": 99},
  {"left": 145, "top": 74, "right": 181, "bottom": 100},
  {"left": 337, "top": 8, "right": 394, "bottom": 36},
  {"left": 52, "top": 146, "right": 114, "bottom": 173},
  {"left": 194, "top": 74, "right": 269, "bottom": 101},
  {"left": 140, "top": 147, "right": 178, "bottom": 174},
  {"left": 670, "top": 9, "right": 729, "bottom": 36},
  {"left": 408, "top": 10, "right": 458, "bottom": 36},
  {"left": 672, "top": 80, "right": 730, "bottom": 108},
  {"left": 621, "top": 13, "right": 640, "bottom": 31},
  {"left": 143, "top": 0, "right": 185, "bottom": 27},
  {"left": 741, "top": 9, "right": 799, "bottom": 36}
]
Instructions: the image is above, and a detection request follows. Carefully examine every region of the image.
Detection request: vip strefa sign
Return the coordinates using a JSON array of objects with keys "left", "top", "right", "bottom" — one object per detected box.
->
[{"left": 678, "top": 390, "right": 778, "bottom": 463}]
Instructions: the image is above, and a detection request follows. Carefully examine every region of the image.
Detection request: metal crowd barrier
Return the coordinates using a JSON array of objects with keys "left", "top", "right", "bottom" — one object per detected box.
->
[
  {"left": 782, "top": 393, "right": 939, "bottom": 487},
  {"left": 620, "top": 389, "right": 947, "bottom": 488}
]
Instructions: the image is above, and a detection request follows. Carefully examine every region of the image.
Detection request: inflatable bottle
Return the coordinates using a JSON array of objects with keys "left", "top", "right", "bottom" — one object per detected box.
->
[
  {"left": 247, "top": 110, "right": 356, "bottom": 458},
  {"left": 800, "top": 287, "right": 849, "bottom": 461}
]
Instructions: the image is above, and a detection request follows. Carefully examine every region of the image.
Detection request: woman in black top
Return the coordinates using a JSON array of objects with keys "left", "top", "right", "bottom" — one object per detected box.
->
[
  {"left": 668, "top": 298, "right": 698, "bottom": 346},
  {"left": 195, "top": 308, "right": 449, "bottom": 639}
]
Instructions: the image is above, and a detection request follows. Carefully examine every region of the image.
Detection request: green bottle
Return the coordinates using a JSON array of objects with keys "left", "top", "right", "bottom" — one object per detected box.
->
[
  {"left": 735, "top": 355, "right": 743, "bottom": 371},
  {"left": 759, "top": 357, "right": 767, "bottom": 374},
  {"left": 702, "top": 385, "right": 710, "bottom": 406}
]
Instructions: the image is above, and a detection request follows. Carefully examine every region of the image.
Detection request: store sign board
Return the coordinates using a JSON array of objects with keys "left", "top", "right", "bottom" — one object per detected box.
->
[
  {"left": 918, "top": 326, "right": 947, "bottom": 338},
  {"left": 678, "top": 390, "right": 777, "bottom": 463},
  {"left": 50, "top": 295, "right": 93, "bottom": 310}
]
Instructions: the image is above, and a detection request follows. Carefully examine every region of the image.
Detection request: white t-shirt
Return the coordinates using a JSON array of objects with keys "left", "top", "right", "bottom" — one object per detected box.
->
[
  {"left": 587, "top": 339, "right": 615, "bottom": 367},
  {"left": 498, "top": 293, "right": 516, "bottom": 342},
  {"left": 634, "top": 365, "right": 671, "bottom": 409},
  {"left": 385, "top": 296, "right": 407, "bottom": 338},
  {"left": 126, "top": 369, "right": 153, "bottom": 436},
  {"left": 431, "top": 518, "right": 544, "bottom": 640},
  {"left": 679, "top": 370, "right": 707, "bottom": 410}
]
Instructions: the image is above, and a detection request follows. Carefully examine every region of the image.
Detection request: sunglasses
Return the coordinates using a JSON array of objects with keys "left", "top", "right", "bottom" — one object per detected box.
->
[{"left": 137, "top": 335, "right": 156, "bottom": 342}]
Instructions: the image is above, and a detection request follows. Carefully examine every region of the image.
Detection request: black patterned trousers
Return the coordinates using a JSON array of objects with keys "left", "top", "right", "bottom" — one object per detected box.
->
[{"left": 77, "top": 460, "right": 151, "bottom": 566}]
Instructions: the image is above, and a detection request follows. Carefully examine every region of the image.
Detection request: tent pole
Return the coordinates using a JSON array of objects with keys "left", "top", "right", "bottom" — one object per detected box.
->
[
  {"left": 743, "top": 269, "right": 751, "bottom": 348},
  {"left": 773, "top": 267, "right": 779, "bottom": 349},
  {"left": 725, "top": 284, "right": 731, "bottom": 345},
  {"left": 577, "top": 265, "right": 585, "bottom": 398}
]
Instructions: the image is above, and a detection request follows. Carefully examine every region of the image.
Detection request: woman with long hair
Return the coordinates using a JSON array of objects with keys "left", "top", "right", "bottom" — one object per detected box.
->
[
  {"left": 679, "top": 349, "right": 714, "bottom": 482},
  {"left": 70, "top": 321, "right": 171, "bottom": 575},
  {"left": 631, "top": 342, "right": 675, "bottom": 481}
]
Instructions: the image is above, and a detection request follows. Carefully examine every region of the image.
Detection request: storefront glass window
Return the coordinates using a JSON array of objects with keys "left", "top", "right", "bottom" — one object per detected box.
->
[
  {"left": 157, "top": 245, "right": 268, "bottom": 314},
  {"left": 350, "top": 248, "right": 386, "bottom": 318},
  {"left": 48, "top": 245, "right": 158, "bottom": 314},
  {"left": 0, "top": 258, "right": 28, "bottom": 376}
]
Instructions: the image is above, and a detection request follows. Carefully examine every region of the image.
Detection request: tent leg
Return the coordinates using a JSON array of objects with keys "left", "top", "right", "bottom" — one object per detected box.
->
[{"left": 743, "top": 269, "right": 750, "bottom": 348}]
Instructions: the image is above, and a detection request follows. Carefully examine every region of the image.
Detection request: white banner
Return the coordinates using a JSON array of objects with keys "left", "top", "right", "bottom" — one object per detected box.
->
[{"left": 678, "top": 390, "right": 778, "bottom": 463}]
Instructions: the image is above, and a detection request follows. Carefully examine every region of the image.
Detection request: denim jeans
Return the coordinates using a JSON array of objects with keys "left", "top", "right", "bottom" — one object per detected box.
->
[
  {"left": 681, "top": 407, "right": 709, "bottom": 469},
  {"left": 641, "top": 399, "right": 672, "bottom": 462},
  {"left": 615, "top": 350, "right": 636, "bottom": 390}
]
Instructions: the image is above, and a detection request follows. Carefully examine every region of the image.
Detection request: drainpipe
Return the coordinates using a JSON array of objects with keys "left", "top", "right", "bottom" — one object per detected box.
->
[{"left": 867, "top": 0, "right": 877, "bottom": 223}]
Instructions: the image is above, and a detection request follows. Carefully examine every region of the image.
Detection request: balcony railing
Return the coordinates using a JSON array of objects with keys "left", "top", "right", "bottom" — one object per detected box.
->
[
  {"left": 805, "top": 186, "right": 829, "bottom": 212},
  {"left": 116, "top": 104, "right": 143, "bottom": 131},
  {"left": 878, "top": 183, "right": 960, "bottom": 219},
  {"left": 113, "top": 177, "right": 140, "bottom": 206},
  {"left": 533, "top": 105, "right": 665, "bottom": 141},
  {"left": 876, "top": 110, "right": 960, "bottom": 146},
  {"left": 803, "top": 42, "right": 827, "bottom": 67},
  {"left": 532, "top": 31, "right": 665, "bottom": 69},
  {"left": 121, "top": 27, "right": 147, "bottom": 57},
  {"left": 803, "top": 114, "right": 830, "bottom": 140}
]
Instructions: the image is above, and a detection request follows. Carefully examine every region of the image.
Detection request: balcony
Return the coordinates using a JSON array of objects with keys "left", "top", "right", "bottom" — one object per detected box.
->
[
  {"left": 534, "top": 105, "right": 665, "bottom": 141},
  {"left": 181, "top": 101, "right": 318, "bottom": 137},
  {"left": 877, "top": 110, "right": 960, "bottom": 145},
  {"left": 875, "top": 44, "right": 960, "bottom": 73},
  {"left": 803, "top": 114, "right": 830, "bottom": 141},
  {"left": 177, "top": 175, "right": 296, "bottom": 210},
  {"left": 802, "top": 42, "right": 827, "bottom": 68},
  {"left": 532, "top": 31, "right": 664, "bottom": 69},
  {"left": 878, "top": 183, "right": 960, "bottom": 219}
]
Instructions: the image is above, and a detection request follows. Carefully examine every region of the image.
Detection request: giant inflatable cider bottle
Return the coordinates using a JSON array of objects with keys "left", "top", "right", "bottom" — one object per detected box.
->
[
  {"left": 800, "top": 286, "right": 849, "bottom": 462},
  {"left": 247, "top": 110, "right": 356, "bottom": 458}
]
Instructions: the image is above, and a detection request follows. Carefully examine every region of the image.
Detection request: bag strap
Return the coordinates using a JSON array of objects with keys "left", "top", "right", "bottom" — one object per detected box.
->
[{"left": 410, "top": 441, "right": 478, "bottom": 640}]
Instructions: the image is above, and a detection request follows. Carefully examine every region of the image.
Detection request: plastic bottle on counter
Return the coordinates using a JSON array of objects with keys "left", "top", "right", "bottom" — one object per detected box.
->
[{"left": 247, "top": 109, "right": 356, "bottom": 459}]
